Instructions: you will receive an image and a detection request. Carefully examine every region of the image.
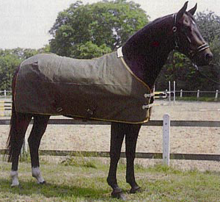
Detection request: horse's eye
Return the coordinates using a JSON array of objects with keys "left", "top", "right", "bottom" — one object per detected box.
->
[{"left": 184, "top": 19, "right": 191, "bottom": 26}]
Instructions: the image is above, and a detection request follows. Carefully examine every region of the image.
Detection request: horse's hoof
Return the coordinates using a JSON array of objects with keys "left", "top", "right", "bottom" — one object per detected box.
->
[
  {"left": 111, "top": 189, "right": 126, "bottom": 200},
  {"left": 39, "top": 181, "right": 46, "bottom": 185},
  {"left": 111, "top": 192, "right": 126, "bottom": 200},
  {"left": 130, "top": 185, "right": 141, "bottom": 194},
  {"left": 11, "top": 183, "right": 19, "bottom": 188}
]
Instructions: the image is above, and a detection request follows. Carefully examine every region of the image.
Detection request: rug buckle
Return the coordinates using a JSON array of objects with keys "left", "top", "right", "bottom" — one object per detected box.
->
[
  {"left": 142, "top": 104, "right": 154, "bottom": 110},
  {"left": 144, "top": 93, "right": 155, "bottom": 98}
]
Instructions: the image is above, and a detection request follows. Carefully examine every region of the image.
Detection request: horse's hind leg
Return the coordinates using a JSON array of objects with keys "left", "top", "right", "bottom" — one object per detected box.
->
[
  {"left": 107, "top": 122, "right": 125, "bottom": 200},
  {"left": 125, "top": 124, "right": 141, "bottom": 193},
  {"left": 8, "top": 113, "right": 32, "bottom": 186},
  {"left": 28, "top": 115, "right": 50, "bottom": 184}
]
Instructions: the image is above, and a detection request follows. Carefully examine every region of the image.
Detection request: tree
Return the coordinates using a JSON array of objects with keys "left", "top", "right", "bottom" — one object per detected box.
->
[
  {"left": 0, "top": 47, "right": 50, "bottom": 90},
  {"left": 0, "top": 51, "right": 21, "bottom": 90},
  {"left": 49, "top": 0, "right": 149, "bottom": 58},
  {"left": 208, "top": 37, "right": 220, "bottom": 89},
  {"left": 196, "top": 11, "right": 220, "bottom": 43}
]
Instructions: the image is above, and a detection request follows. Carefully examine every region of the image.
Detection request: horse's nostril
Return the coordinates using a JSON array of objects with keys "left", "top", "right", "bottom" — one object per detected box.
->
[{"left": 205, "top": 53, "right": 213, "bottom": 62}]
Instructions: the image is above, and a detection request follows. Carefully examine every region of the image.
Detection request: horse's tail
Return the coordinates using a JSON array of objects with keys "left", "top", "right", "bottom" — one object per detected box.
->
[
  {"left": 6, "top": 67, "right": 20, "bottom": 162},
  {"left": 6, "top": 95, "right": 17, "bottom": 162}
]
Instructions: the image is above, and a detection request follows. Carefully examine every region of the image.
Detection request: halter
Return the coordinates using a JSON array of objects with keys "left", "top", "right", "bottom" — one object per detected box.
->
[{"left": 172, "top": 14, "right": 210, "bottom": 58}]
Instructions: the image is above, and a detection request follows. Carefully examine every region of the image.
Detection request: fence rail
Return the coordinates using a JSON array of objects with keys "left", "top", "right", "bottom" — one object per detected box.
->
[
  {"left": 1, "top": 150, "right": 220, "bottom": 161},
  {"left": 167, "top": 81, "right": 219, "bottom": 102},
  {"left": 0, "top": 90, "right": 12, "bottom": 98},
  {"left": 0, "top": 119, "right": 219, "bottom": 127},
  {"left": 0, "top": 118, "right": 220, "bottom": 163}
]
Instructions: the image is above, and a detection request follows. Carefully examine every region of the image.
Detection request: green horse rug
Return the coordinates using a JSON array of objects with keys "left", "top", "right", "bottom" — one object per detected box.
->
[{"left": 14, "top": 50, "right": 153, "bottom": 124}]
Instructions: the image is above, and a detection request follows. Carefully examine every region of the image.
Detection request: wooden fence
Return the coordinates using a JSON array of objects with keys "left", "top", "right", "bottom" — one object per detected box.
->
[
  {"left": 0, "top": 117, "right": 220, "bottom": 164},
  {"left": 168, "top": 81, "right": 219, "bottom": 102}
]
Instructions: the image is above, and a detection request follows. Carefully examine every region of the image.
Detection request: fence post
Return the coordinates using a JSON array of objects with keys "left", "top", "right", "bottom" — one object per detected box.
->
[
  {"left": 197, "top": 90, "right": 200, "bottom": 99},
  {"left": 4, "top": 90, "right": 6, "bottom": 98},
  {"left": 163, "top": 114, "right": 170, "bottom": 166},
  {"left": 173, "top": 81, "right": 176, "bottom": 103},
  {"left": 180, "top": 89, "right": 183, "bottom": 98},
  {"left": 215, "top": 90, "right": 219, "bottom": 101},
  {"left": 168, "top": 81, "right": 171, "bottom": 104}
]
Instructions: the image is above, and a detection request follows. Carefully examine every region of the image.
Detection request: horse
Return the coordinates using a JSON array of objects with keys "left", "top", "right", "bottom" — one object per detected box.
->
[{"left": 6, "top": 2, "right": 212, "bottom": 200}]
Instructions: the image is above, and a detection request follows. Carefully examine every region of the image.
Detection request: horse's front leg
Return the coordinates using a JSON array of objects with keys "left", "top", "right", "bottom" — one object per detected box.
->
[
  {"left": 107, "top": 122, "right": 125, "bottom": 200},
  {"left": 125, "top": 124, "right": 142, "bottom": 193}
]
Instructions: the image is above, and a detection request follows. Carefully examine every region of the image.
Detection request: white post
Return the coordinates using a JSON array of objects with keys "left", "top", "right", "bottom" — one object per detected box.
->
[
  {"left": 180, "top": 89, "right": 183, "bottom": 98},
  {"left": 163, "top": 114, "right": 170, "bottom": 166},
  {"left": 4, "top": 90, "right": 6, "bottom": 98},
  {"left": 197, "top": 90, "right": 200, "bottom": 99},
  {"left": 173, "top": 81, "right": 176, "bottom": 103},
  {"left": 168, "top": 81, "right": 171, "bottom": 104},
  {"left": 215, "top": 90, "right": 218, "bottom": 101}
]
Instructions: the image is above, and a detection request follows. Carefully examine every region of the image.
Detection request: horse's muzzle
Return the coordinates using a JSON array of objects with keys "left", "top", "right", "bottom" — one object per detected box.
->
[
  {"left": 205, "top": 52, "right": 213, "bottom": 63},
  {"left": 193, "top": 48, "right": 213, "bottom": 66}
]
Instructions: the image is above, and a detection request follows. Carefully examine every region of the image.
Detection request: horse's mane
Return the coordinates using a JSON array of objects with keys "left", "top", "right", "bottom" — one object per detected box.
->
[
  {"left": 125, "top": 14, "right": 173, "bottom": 44},
  {"left": 142, "top": 14, "right": 173, "bottom": 32}
]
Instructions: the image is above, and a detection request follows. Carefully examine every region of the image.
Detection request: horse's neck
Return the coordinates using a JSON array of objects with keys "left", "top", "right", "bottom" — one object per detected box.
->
[{"left": 122, "top": 16, "right": 174, "bottom": 89}]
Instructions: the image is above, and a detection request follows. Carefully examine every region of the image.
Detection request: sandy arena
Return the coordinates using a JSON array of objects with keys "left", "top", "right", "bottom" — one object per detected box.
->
[{"left": 0, "top": 100, "right": 220, "bottom": 171}]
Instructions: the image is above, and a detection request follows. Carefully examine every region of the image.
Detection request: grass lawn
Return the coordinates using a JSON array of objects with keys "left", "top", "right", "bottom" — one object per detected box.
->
[{"left": 1, "top": 157, "right": 220, "bottom": 202}]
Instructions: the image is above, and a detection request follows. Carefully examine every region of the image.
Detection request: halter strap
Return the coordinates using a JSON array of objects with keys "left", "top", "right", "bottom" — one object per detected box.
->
[
  {"left": 196, "top": 43, "right": 210, "bottom": 53},
  {"left": 172, "top": 14, "right": 179, "bottom": 49},
  {"left": 189, "top": 43, "right": 210, "bottom": 58}
]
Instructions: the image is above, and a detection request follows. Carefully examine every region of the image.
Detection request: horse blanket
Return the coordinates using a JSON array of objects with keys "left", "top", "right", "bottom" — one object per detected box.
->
[{"left": 14, "top": 51, "right": 153, "bottom": 124}]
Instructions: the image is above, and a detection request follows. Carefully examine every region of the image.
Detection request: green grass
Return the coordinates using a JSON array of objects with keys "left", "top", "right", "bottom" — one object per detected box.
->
[{"left": 1, "top": 159, "right": 220, "bottom": 202}]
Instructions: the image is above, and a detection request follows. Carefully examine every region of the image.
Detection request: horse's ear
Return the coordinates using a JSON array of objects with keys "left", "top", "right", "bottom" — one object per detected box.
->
[
  {"left": 188, "top": 3, "right": 197, "bottom": 16},
  {"left": 176, "top": 1, "right": 188, "bottom": 21}
]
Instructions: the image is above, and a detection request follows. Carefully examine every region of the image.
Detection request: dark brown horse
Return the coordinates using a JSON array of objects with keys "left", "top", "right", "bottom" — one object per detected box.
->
[{"left": 7, "top": 2, "right": 212, "bottom": 200}]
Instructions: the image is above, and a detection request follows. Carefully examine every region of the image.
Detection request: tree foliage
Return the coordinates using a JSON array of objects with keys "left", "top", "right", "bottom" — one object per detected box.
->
[
  {"left": 49, "top": 0, "right": 149, "bottom": 58},
  {"left": 196, "top": 11, "right": 220, "bottom": 43},
  {"left": 0, "top": 51, "right": 20, "bottom": 90},
  {"left": 0, "top": 47, "right": 50, "bottom": 90}
]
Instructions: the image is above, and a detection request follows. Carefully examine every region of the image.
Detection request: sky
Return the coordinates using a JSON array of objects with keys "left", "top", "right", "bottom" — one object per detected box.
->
[{"left": 0, "top": 0, "right": 220, "bottom": 49}]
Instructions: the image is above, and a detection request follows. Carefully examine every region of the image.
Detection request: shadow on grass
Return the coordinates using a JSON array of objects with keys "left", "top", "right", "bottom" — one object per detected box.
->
[{"left": 0, "top": 178, "right": 112, "bottom": 201}]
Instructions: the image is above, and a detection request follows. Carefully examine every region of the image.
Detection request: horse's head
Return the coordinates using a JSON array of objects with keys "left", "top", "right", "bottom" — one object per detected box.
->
[{"left": 173, "top": 2, "right": 213, "bottom": 66}]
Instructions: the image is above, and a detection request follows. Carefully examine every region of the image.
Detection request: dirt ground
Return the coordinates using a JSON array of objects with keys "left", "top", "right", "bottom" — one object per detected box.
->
[{"left": 1, "top": 100, "right": 220, "bottom": 171}]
